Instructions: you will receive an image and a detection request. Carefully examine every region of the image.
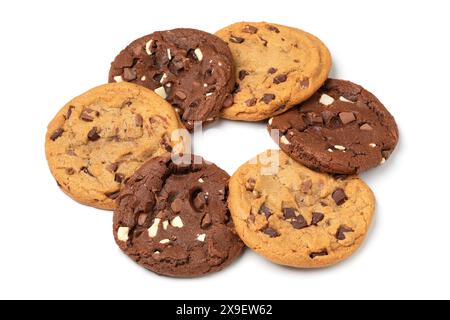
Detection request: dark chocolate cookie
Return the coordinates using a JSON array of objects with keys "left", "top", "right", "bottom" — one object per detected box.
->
[
  {"left": 268, "top": 79, "right": 399, "bottom": 174},
  {"left": 113, "top": 154, "right": 244, "bottom": 278},
  {"left": 109, "top": 28, "right": 235, "bottom": 130}
]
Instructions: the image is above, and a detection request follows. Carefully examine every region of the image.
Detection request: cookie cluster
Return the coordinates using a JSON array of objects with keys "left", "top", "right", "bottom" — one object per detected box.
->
[{"left": 45, "top": 22, "right": 398, "bottom": 277}]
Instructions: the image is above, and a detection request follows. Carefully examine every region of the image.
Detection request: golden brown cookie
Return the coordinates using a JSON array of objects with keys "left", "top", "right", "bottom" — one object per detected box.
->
[
  {"left": 215, "top": 22, "right": 332, "bottom": 121},
  {"left": 45, "top": 82, "right": 186, "bottom": 210},
  {"left": 228, "top": 150, "right": 375, "bottom": 268}
]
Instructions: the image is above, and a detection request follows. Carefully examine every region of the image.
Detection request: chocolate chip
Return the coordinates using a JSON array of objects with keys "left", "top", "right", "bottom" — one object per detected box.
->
[
  {"left": 268, "top": 67, "right": 278, "bottom": 74},
  {"left": 174, "top": 90, "right": 187, "bottom": 101},
  {"left": 245, "top": 98, "right": 257, "bottom": 107},
  {"left": 171, "top": 198, "right": 183, "bottom": 213},
  {"left": 332, "top": 188, "right": 348, "bottom": 206},
  {"left": 230, "top": 35, "right": 245, "bottom": 44},
  {"left": 291, "top": 215, "right": 308, "bottom": 230},
  {"left": 242, "top": 25, "right": 258, "bottom": 34},
  {"left": 50, "top": 128, "right": 64, "bottom": 141},
  {"left": 123, "top": 68, "right": 137, "bottom": 81},
  {"left": 300, "top": 180, "right": 312, "bottom": 193},
  {"left": 245, "top": 178, "right": 256, "bottom": 191},
  {"left": 336, "top": 225, "right": 354, "bottom": 240},
  {"left": 105, "top": 190, "right": 120, "bottom": 200},
  {"left": 87, "top": 127, "right": 101, "bottom": 141},
  {"left": 239, "top": 70, "right": 250, "bottom": 81},
  {"left": 266, "top": 25, "right": 280, "bottom": 33},
  {"left": 65, "top": 106, "right": 75, "bottom": 120},
  {"left": 263, "top": 227, "right": 280, "bottom": 238},
  {"left": 135, "top": 114, "right": 143, "bottom": 127},
  {"left": 114, "top": 173, "right": 125, "bottom": 183},
  {"left": 339, "top": 112, "right": 356, "bottom": 125},
  {"left": 273, "top": 74, "right": 287, "bottom": 84},
  {"left": 259, "top": 204, "right": 272, "bottom": 218},
  {"left": 309, "top": 249, "right": 328, "bottom": 259},
  {"left": 65, "top": 168, "right": 75, "bottom": 175},
  {"left": 311, "top": 212, "right": 325, "bottom": 226},
  {"left": 201, "top": 213, "right": 212, "bottom": 229},
  {"left": 137, "top": 214, "right": 148, "bottom": 226},
  {"left": 360, "top": 123, "right": 373, "bottom": 131},
  {"left": 107, "top": 163, "right": 119, "bottom": 173},
  {"left": 260, "top": 94, "right": 275, "bottom": 104},
  {"left": 283, "top": 207, "right": 297, "bottom": 219},
  {"left": 80, "top": 109, "right": 95, "bottom": 122}
]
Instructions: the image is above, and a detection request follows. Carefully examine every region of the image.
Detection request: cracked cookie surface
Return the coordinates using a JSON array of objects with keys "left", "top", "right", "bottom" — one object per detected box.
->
[
  {"left": 268, "top": 79, "right": 399, "bottom": 174},
  {"left": 45, "top": 82, "right": 185, "bottom": 210},
  {"left": 109, "top": 28, "right": 235, "bottom": 130},
  {"left": 228, "top": 150, "right": 375, "bottom": 268},
  {"left": 215, "top": 22, "right": 331, "bottom": 121},
  {"left": 113, "top": 154, "right": 244, "bottom": 277}
]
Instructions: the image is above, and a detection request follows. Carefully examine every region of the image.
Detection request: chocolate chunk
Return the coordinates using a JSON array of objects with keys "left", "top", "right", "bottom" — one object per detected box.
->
[
  {"left": 291, "top": 215, "right": 308, "bottom": 230},
  {"left": 80, "top": 109, "right": 95, "bottom": 122},
  {"left": 263, "top": 227, "right": 280, "bottom": 238},
  {"left": 193, "top": 192, "right": 207, "bottom": 211},
  {"left": 239, "top": 70, "right": 250, "bottom": 81},
  {"left": 201, "top": 213, "right": 212, "bottom": 229},
  {"left": 259, "top": 204, "right": 272, "bottom": 218},
  {"left": 299, "top": 78, "right": 310, "bottom": 89},
  {"left": 273, "top": 74, "right": 287, "bottom": 84},
  {"left": 137, "top": 214, "right": 148, "bottom": 226},
  {"left": 332, "top": 188, "right": 348, "bottom": 206},
  {"left": 174, "top": 90, "right": 187, "bottom": 101},
  {"left": 268, "top": 67, "right": 278, "bottom": 74},
  {"left": 309, "top": 249, "right": 328, "bottom": 259},
  {"left": 223, "top": 94, "right": 233, "bottom": 107},
  {"left": 245, "top": 178, "right": 256, "bottom": 191},
  {"left": 65, "top": 168, "right": 75, "bottom": 175},
  {"left": 300, "top": 180, "right": 312, "bottom": 193},
  {"left": 50, "top": 128, "right": 64, "bottom": 141},
  {"left": 105, "top": 190, "right": 120, "bottom": 200},
  {"left": 266, "top": 25, "right": 280, "bottom": 33},
  {"left": 311, "top": 212, "right": 325, "bottom": 225},
  {"left": 360, "top": 123, "right": 373, "bottom": 131},
  {"left": 306, "top": 113, "right": 323, "bottom": 125},
  {"left": 233, "top": 83, "right": 241, "bottom": 94},
  {"left": 115, "top": 173, "right": 125, "bottom": 183},
  {"left": 245, "top": 98, "right": 257, "bottom": 107},
  {"left": 242, "top": 25, "right": 258, "bottom": 34},
  {"left": 336, "top": 225, "right": 354, "bottom": 240},
  {"left": 107, "top": 163, "right": 119, "bottom": 173},
  {"left": 134, "top": 114, "right": 144, "bottom": 127},
  {"left": 87, "top": 127, "right": 101, "bottom": 141},
  {"left": 65, "top": 106, "right": 75, "bottom": 120},
  {"left": 230, "top": 35, "right": 245, "bottom": 44},
  {"left": 283, "top": 207, "right": 297, "bottom": 219},
  {"left": 171, "top": 198, "right": 183, "bottom": 213},
  {"left": 260, "top": 94, "right": 275, "bottom": 104},
  {"left": 80, "top": 166, "right": 94, "bottom": 177},
  {"left": 339, "top": 112, "right": 356, "bottom": 124},
  {"left": 123, "top": 68, "right": 137, "bottom": 81}
]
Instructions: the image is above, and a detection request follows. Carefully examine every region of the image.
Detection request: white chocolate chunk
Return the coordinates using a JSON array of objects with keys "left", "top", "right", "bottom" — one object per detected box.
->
[
  {"left": 268, "top": 118, "right": 273, "bottom": 125},
  {"left": 162, "top": 220, "right": 169, "bottom": 230},
  {"left": 160, "top": 73, "right": 168, "bottom": 84},
  {"left": 141, "top": 75, "right": 146, "bottom": 81},
  {"left": 154, "top": 87, "right": 167, "bottom": 99},
  {"left": 334, "top": 145, "right": 346, "bottom": 151},
  {"left": 159, "top": 239, "right": 170, "bottom": 244},
  {"left": 196, "top": 234, "right": 206, "bottom": 242},
  {"left": 198, "top": 178, "right": 205, "bottom": 183},
  {"left": 280, "top": 136, "right": 291, "bottom": 145},
  {"left": 369, "top": 143, "right": 377, "bottom": 148},
  {"left": 148, "top": 218, "right": 161, "bottom": 238},
  {"left": 113, "top": 75, "right": 123, "bottom": 83},
  {"left": 117, "top": 227, "right": 129, "bottom": 242},
  {"left": 171, "top": 216, "right": 184, "bottom": 228},
  {"left": 145, "top": 40, "right": 153, "bottom": 55},
  {"left": 339, "top": 96, "right": 354, "bottom": 103},
  {"left": 203, "top": 83, "right": 208, "bottom": 88},
  {"left": 327, "top": 148, "right": 334, "bottom": 153},
  {"left": 319, "top": 94, "right": 335, "bottom": 106},
  {"left": 380, "top": 158, "right": 386, "bottom": 165},
  {"left": 167, "top": 49, "right": 172, "bottom": 60},
  {"left": 194, "top": 48, "right": 203, "bottom": 61},
  {"left": 206, "top": 92, "right": 213, "bottom": 97}
]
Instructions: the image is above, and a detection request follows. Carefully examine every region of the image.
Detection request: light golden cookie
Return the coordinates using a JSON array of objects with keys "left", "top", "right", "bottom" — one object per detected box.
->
[
  {"left": 228, "top": 150, "right": 375, "bottom": 268},
  {"left": 215, "top": 22, "right": 332, "bottom": 121},
  {"left": 45, "top": 82, "right": 186, "bottom": 210}
]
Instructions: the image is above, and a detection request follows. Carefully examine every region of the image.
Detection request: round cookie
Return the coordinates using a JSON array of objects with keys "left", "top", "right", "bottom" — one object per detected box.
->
[
  {"left": 113, "top": 154, "right": 244, "bottom": 278},
  {"left": 228, "top": 150, "right": 375, "bottom": 268},
  {"left": 109, "top": 28, "right": 235, "bottom": 130},
  {"left": 45, "top": 82, "right": 186, "bottom": 210},
  {"left": 268, "top": 79, "right": 399, "bottom": 174},
  {"left": 215, "top": 22, "right": 331, "bottom": 121}
]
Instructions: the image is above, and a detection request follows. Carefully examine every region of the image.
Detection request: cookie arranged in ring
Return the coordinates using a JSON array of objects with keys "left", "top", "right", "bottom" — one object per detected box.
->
[
  {"left": 113, "top": 154, "right": 244, "bottom": 278},
  {"left": 268, "top": 79, "right": 399, "bottom": 174},
  {"left": 109, "top": 28, "right": 235, "bottom": 131},
  {"left": 215, "top": 22, "right": 331, "bottom": 121},
  {"left": 45, "top": 83, "right": 185, "bottom": 210},
  {"left": 228, "top": 150, "right": 375, "bottom": 268}
]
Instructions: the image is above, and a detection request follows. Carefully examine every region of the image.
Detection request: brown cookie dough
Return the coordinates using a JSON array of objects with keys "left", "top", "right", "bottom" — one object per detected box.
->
[
  {"left": 45, "top": 83, "right": 186, "bottom": 210},
  {"left": 215, "top": 22, "right": 331, "bottom": 121},
  {"left": 113, "top": 154, "right": 244, "bottom": 278},
  {"left": 268, "top": 79, "right": 399, "bottom": 174},
  {"left": 228, "top": 150, "right": 375, "bottom": 268},
  {"left": 109, "top": 28, "right": 235, "bottom": 130}
]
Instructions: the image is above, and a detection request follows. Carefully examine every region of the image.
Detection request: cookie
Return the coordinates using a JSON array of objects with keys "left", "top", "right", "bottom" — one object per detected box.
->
[
  {"left": 228, "top": 150, "right": 375, "bottom": 268},
  {"left": 215, "top": 22, "right": 331, "bottom": 121},
  {"left": 45, "top": 82, "right": 186, "bottom": 210},
  {"left": 109, "top": 28, "right": 235, "bottom": 130},
  {"left": 268, "top": 79, "right": 399, "bottom": 174},
  {"left": 113, "top": 154, "right": 244, "bottom": 277}
]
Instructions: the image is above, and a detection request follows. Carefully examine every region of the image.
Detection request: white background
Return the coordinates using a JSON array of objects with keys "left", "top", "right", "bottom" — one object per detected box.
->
[{"left": 0, "top": 0, "right": 449, "bottom": 300}]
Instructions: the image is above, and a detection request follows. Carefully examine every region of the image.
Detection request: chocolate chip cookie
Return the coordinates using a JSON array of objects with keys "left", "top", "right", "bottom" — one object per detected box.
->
[
  {"left": 215, "top": 22, "right": 331, "bottom": 121},
  {"left": 113, "top": 154, "right": 244, "bottom": 277},
  {"left": 45, "top": 83, "right": 186, "bottom": 210},
  {"left": 109, "top": 28, "right": 235, "bottom": 130},
  {"left": 268, "top": 79, "right": 399, "bottom": 174},
  {"left": 228, "top": 150, "right": 375, "bottom": 268}
]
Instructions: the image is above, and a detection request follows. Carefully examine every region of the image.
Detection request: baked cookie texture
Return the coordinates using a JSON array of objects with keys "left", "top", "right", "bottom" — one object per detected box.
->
[
  {"left": 269, "top": 79, "right": 399, "bottom": 174},
  {"left": 228, "top": 150, "right": 375, "bottom": 268},
  {"left": 45, "top": 82, "right": 186, "bottom": 210},
  {"left": 113, "top": 155, "right": 244, "bottom": 277},
  {"left": 215, "top": 22, "right": 332, "bottom": 121},
  {"left": 109, "top": 28, "right": 235, "bottom": 130}
]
